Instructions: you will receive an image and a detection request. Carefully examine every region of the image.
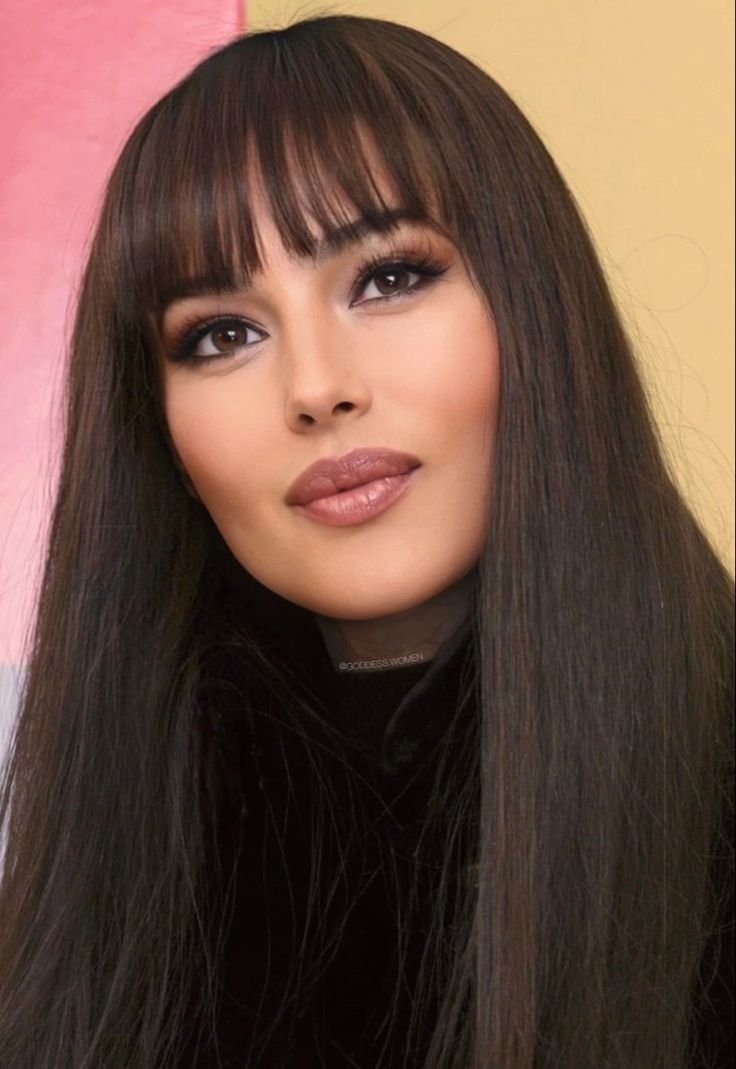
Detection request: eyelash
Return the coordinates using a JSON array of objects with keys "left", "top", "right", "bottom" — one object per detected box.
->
[{"left": 166, "top": 249, "right": 449, "bottom": 367}]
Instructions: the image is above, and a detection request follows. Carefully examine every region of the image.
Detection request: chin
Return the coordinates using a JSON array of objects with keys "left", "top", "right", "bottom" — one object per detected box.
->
[
  {"left": 227, "top": 531, "right": 482, "bottom": 623},
  {"left": 312, "top": 596, "right": 423, "bottom": 623},
  {"left": 287, "top": 569, "right": 471, "bottom": 623}
]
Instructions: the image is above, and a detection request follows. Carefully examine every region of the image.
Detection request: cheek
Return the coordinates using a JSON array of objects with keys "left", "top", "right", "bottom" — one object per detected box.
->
[
  {"left": 399, "top": 303, "right": 500, "bottom": 442},
  {"left": 164, "top": 387, "right": 255, "bottom": 499}
]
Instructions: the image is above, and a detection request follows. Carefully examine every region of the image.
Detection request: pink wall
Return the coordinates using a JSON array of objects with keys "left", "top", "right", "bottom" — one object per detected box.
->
[{"left": 0, "top": 2, "right": 243, "bottom": 665}]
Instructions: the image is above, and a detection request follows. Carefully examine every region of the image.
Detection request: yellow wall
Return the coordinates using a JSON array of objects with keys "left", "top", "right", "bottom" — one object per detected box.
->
[{"left": 247, "top": 1, "right": 735, "bottom": 570}]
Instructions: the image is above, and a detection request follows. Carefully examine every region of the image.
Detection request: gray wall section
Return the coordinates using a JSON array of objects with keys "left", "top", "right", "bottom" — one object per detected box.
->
[{"left": 0, "top": 664, "right": 23, "bottom": 762}]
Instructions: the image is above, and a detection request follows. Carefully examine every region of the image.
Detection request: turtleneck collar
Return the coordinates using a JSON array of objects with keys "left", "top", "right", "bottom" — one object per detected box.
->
[
  {"left": 211, "top": 559, "right": 476, "bottom": 778},
  {"left": 295, "top": 612, "right": 475, "bottom": 776}
]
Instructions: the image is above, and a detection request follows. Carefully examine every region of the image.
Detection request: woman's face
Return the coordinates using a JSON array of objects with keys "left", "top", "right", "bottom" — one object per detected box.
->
[{"left": 159, "top": 180, "right": 500, "bottom": 624}]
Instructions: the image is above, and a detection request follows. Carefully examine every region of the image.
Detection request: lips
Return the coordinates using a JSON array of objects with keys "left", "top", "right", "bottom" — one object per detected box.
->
[{"left": 286, "top": 448, "right": 422, "bottom": 507}]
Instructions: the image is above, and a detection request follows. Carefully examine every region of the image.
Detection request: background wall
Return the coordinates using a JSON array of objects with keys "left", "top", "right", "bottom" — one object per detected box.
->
[
  {"left": 0, "top": 1, "right": 242, "bottom": 736},
  {"left": 0, "top": 0, "right": 733, "bottom": 729}
]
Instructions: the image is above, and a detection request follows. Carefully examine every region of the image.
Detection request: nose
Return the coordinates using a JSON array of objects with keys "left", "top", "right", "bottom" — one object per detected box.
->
[{"left": 282, "top": 321, "right": 372, "bottom": 432}]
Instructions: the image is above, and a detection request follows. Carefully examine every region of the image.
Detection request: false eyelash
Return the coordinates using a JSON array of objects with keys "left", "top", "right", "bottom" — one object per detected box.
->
[{"left": 165, "top": 245, "right": 450, "bottom": 367}]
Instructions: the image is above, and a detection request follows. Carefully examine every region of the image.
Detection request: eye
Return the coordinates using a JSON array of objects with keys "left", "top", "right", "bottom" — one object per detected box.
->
[
  {"left": 351, "top": 253, "right": 449, "bottom": 307},
  {"left": 168, "top": 316, "right": 264, "bottom": 365},
  {"left": 359, "top": 265, "right": 423, "bottom": 300}
]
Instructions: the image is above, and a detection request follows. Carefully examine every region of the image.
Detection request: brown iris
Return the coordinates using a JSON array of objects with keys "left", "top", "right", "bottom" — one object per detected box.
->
[
  {"left": 373, "top": 268, "right": 412, "bottom": 296},
  {"left": 212, "top": 324, "right": 250, "bottom": 353}
]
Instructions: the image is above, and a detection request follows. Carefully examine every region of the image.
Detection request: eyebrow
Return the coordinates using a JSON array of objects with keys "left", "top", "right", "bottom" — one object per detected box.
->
[
  {"left": 160, "top": 209, "right": 449, "bottom": 309},
  {"left": 309, "top": 208, "right": 444, "bottom": 262}
]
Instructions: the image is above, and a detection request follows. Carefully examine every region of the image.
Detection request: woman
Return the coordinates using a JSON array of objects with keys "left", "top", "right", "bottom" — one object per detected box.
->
[{"left": 0, "top": 14, "right": 732, "bottom": 1069}]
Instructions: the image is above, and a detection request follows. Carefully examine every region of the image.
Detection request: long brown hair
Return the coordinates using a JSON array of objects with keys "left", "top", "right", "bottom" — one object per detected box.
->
[{"left": 0, "top": 14, "right": 732, "bottom": 1068}]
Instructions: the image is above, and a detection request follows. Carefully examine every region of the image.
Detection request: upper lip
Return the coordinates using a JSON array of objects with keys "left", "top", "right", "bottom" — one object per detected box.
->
[{"left": 286, "top": 448, "right": 422, "bottom": 506}]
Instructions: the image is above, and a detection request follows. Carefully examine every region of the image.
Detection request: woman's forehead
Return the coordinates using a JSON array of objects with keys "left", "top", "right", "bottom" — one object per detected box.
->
[
  {"left": 247, "top": 128, "right": 403, "bottom": 235},
  {"left": 246, "top": 168, "right": 419, "bottom": 261}
]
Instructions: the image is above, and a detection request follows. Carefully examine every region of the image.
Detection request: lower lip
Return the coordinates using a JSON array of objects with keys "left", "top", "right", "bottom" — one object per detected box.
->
[{"left": 294, "top": 468, "right": 420, "bottom": 527}]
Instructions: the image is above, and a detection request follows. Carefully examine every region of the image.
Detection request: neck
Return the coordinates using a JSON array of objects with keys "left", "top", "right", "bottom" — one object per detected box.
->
[{"left": 314, "top": 570, "right": 474, "bottom": 672}]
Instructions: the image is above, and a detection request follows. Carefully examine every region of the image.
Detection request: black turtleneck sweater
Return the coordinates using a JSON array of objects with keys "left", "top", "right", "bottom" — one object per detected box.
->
[
  {"left": 203, "top": 615, "right": 475, "bottom": 1069},
  {"left": 190, "top": 609, "right": 733, "bottom": 1069}
]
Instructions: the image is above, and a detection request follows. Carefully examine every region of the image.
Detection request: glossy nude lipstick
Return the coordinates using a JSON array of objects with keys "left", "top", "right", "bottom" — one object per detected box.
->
[{"left": 286, "top": 448, "right": 421, "bottom": 528}]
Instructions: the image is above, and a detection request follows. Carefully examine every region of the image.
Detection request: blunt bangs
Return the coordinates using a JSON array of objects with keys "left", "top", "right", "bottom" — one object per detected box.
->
[{"left": 114, "top": 24, "right": 473, "bottom": 332}]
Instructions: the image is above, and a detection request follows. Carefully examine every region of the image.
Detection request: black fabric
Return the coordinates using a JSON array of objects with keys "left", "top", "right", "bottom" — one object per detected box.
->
[
  {"left": 201, "top": 612, "right": 475, "bottom": 1069},
  {"left": 186, "top": 576, "right": 733, "bottom": 1068}
]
